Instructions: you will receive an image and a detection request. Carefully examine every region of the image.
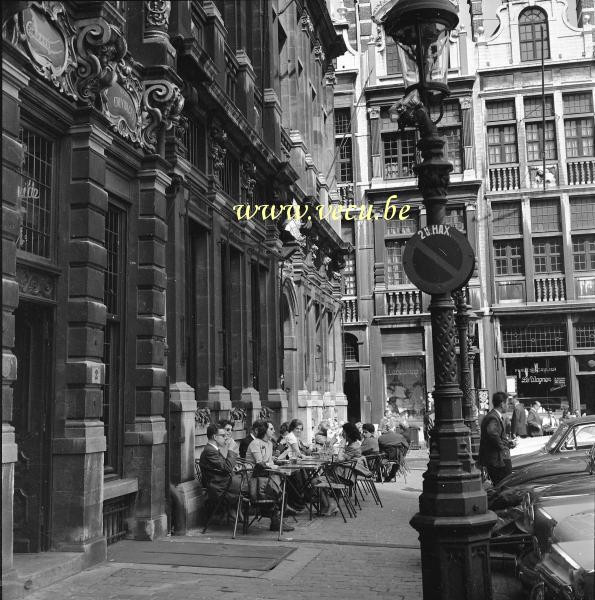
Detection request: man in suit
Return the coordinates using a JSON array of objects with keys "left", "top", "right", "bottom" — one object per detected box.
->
[
  {"left": 479, "top": 391, "right": 516, "bottom": 485},
  {"left": 378, "top": 425, "right": 410, "bottom": 482},
  {"left": 199, "top": 424, "right": 242, "bottom": 511},
  {"left": 510, "top": 397, "right": 527, "bottom": 438}
]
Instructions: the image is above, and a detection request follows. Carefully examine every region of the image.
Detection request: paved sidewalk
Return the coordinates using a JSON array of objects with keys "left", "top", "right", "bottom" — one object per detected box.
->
[{"left": 25, "top": 451, "right": 522, "bottom": 600}]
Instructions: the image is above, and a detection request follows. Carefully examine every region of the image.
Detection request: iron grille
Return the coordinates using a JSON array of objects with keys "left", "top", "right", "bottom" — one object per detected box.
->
[
  {"left": 103, "top": 494, "right": 134, "bottom": 545},
  {"left": 184, "top": 118, "right": 206, "bottom": 170},
  {"left": 19, "top": 128, "right": 53, "bottom": 257},
  {"left": 502, "top": 325, "right": 567, "bottom": 353},
  {"left": 575, "top": 323, "right": 595, "bottom": 348}
]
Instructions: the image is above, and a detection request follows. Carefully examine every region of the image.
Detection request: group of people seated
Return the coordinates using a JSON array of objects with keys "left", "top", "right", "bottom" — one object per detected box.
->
[{"left": 198, "top": 414, "right": 412, "bottom": 533}]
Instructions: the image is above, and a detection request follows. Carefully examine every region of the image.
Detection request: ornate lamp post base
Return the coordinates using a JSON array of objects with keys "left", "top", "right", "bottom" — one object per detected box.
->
[{"left": 410, "top": 512, "right": 497, "bottom": 600}]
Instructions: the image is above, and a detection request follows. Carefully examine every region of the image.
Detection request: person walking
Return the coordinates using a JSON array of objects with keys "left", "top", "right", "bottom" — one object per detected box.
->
[
  {"left": 479, "top": 391, "right": 516, "bottom": 485},
  {"left": 510, "top": 397, "right": 527, "bottom": 438}
]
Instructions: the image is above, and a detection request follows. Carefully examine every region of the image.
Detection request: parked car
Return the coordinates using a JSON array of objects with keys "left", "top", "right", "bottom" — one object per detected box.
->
[
  {"left": 512, "top": 416, "right": 595, "bottom": 472},
  {"left": 488, "top": 444, "right": 595, "bottom": 511}
]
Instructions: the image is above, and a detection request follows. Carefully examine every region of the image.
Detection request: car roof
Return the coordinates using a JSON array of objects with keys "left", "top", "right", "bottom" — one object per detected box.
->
[{"left": 567, "top": 415, "right": 595, "bottom": 425}]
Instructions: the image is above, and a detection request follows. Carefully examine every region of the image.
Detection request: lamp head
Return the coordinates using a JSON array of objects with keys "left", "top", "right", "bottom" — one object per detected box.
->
[{"left": 382, "top": 0, "right": 459, "bottom": 104}]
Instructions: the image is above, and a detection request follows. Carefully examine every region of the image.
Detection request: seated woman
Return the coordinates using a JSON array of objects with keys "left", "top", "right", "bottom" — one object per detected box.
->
[
  {"left": 245, "top": 420, "right": 294, "bottom": 531},
  {"left": 336, "top": 422, "right": 372, "bottom": 480},
  {"left": 274, "top": 421, "right": 290, "bottom": 457},
  {"left": 284, "top": 419, "right": 311, "bottom": 458}
]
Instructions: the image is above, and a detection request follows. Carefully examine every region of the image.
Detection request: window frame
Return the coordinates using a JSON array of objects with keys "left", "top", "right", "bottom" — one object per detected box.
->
[
  {"left": 382, "top": 130, "right": 418, "bottom": 180},
  {"left": 385, "top": 239, "right": 410, "bottom": 286},
  {"left": 532, "top": 237, "right": 564, "bottom": 274},
  {"left": 572, "top": 234, "right": 595, "bottom": 272},
  {"left": 518, "top": 7, "right": 550, "bottom": 63},
  {"left": 494, "top": 239, "right": 525, "bottom": 276}
]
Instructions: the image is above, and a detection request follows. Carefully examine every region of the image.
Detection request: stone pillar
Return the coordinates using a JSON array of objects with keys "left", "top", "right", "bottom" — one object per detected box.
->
[
  {"left": 127, "top": 1, "right": 176, "bottom": 67},
  {"left": 235, "top": 50, "right": 256, "bottom": 126},
  {"left": 52, "top": 117, "right": 110, "bottom": 564},
  {"left": 2, "top": 55, "right": 29, "bottom": 600},
  {"left": 263, "top": 88, "right": 282, "bottom": 157},
  {"left": 124, "top": 157, "right": 170, "bottom": 540},
  {"left": 459, "top": 97, "right": 475, "bottom": 174},
  {"left": 368, "top": 107, "right": 381, "bottom": 181}
]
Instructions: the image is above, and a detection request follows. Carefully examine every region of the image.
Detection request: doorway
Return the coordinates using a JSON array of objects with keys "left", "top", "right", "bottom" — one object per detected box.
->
[
  {"left": 13, "top": 301, "right": 53, "bottom": 553},
  {"left": 344, "top": 369, "right": 361, "bottom": 423}
]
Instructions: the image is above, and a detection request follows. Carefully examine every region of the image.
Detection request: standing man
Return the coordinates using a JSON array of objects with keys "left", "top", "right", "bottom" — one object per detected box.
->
[
  {"left": 527, "top": 401, "right": 543, "bottom": 437},
  {"left": 479, "top": 392, "right": 516, "bottom": 485},
  {"left": 510, "top": 397, "right": 527, "bottom": 438}
]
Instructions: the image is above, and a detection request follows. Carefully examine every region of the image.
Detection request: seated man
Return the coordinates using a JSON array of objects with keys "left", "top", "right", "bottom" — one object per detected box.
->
[
  {"left": 199, "top": 424, "right": 242, "bottom": 519},
  {"left": 239, "top": 420, "right": 262, "bottom": 458},
  {"left": 378, "top": 426, "right": 409, "bottom": 482},
  {"left": 360, "top": 423, "right": 379, "bottom": 456}
]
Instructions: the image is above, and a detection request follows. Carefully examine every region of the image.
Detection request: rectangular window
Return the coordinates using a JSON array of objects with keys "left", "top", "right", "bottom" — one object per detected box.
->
[
  {"left": 343, "top": 253, "right": 356, "bottom": 295},
  {"left": 442, "top": 126, "right": 463, "bottom": 173},
  {"left": 336, "top": 137, "right": 353, "bottom": 183},
  {"left": 383, "top": 131, "right": 417, "bottom": 179},
  {"left": 385, "top": 39, "right": 401, "bottom": 75},
  {"left": 334, "top": 108, "right": 351, "bottom": 135},
  {"left": 487, "top": 100, "right": 516, "bottom": 122},
  {"left": 526, "top": 122, "right": 557, "bottom": 161},
  {"left": 494, "top": 240, "right": 524, "bottom": 275},
  {"left": 531, "top": 199, "right": 561, "bottom": 232},
  {"left": 185, "top": 118, "right": 206, "bottom": 171},
  {"left": 570, "top": 198, "right": 595, "bottom": 230},
  {"left": 19, "top": 128, "right": 53, "bottom": 258},
  {"left": 572, "top": 234, "right": 595, "bottom": 271},
  {"left": 575, "top": 323, "right": 595, "bottom": 348},
  {"left": 502, "top": 324, "right": 567, "bottom": 353},
  {"left": 386, "top": 240, "right": 409, "bottom": 285},
  {"left": 493, "top": 203, "right": 522, "bottom": 235},
  {"left": 445, "top": 207, "right": 466, "bottom": 232},
  {"left": 564, "top": 118, "right": 594, "bottom": 158},
  {"left": 386, "top": 211, "right": 419, "bottom": 235},
  {"left": 103, "top": 204, "right": 125, "bottom": 475},
  {"left": 563, "top": 92, "right": 594, "bottom": 115},
  {"left": 222, "top": 153, "right": 239, "bottom": 197},
  {"left": 487, "top": 125, "right": 518, "bottom": 164},
  {"left": 533, "top": 238, "right": 563, "bottom": 273},
  {"left": 524, "top": 96, "right": 555, "bottom": 119}
]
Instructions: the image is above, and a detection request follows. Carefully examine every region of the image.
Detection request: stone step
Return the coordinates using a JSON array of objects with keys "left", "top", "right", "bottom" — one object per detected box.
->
[{"left": 13, "top": 552, "right": 85, "bottom": 596}]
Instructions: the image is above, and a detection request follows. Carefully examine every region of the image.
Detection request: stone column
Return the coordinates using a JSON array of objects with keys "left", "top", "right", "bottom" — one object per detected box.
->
[
  {"left": 52, "top": 117, "right": 110, "bottom": 564},
  {"left": 2, "top": 56, "right": 29, "bottom": 600},
  {"left": 368, "top": 107, "right": 381, "bottom": 181},
  {"left": 124, "top": 157, "right": 170, "bottom": 540}
]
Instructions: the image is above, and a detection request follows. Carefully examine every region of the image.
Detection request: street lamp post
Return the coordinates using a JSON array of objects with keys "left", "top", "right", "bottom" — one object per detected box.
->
[
  {"left": 380, "top": 1, "right": 496, "bottom": 599},
  {"left": 454, "top": 289, "right": 481, "bottom": 462}
]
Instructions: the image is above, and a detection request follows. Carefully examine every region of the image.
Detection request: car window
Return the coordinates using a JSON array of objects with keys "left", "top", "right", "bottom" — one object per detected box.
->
[
  {"left": 547, "top": 422, "right": 569, "bottom": 451},
  {"left": 575, "top": 425, "right": 595, "bottom": 449}
]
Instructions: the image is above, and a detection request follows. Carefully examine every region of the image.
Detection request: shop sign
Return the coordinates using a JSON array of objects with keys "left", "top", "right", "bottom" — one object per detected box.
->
[
  {"left": 105, "top": 84, "right": 139, "bottom": 132},
  {"left": 509, "top": 359, "right": 568, "bottom": 397},
  {"left": 22, "top": 7, "right": 66, "bottom": 69}
]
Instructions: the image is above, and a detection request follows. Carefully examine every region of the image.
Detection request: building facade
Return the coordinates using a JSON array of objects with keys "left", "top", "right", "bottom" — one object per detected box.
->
[
  {"left": 333, "top": 0, "right": 485, "bottom": 425},
  {"left": 471, "top": 0, "right": 595, "bottom": 414},
  {"left": 2, "top": 1, "right": 346, "bottom": 596}
]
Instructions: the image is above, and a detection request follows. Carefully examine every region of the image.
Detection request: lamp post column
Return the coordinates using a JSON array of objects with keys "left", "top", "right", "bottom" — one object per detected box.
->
[
  {"left": 454, "top": 289, "right": 481, "bottom": 462},
  {"left": 408, "top": 108, "right": 496, "bottom": 600}
]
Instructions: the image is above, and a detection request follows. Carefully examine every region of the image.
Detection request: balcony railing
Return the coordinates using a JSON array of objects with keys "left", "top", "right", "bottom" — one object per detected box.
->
[
  {"left": 488, "top": 165, "right": 520, "bottom": 192},
  {"left": 386, "top": 289, "right": 423, "bottom": 316},
  {"left": 567, "top": 158, "right": 595, "bottom": 186},
  {"left": 534, "top": 276, "right": 566, "bottom": 302},
  {"left": 342, "top": 297, "right": 358, "bottom": 323}
]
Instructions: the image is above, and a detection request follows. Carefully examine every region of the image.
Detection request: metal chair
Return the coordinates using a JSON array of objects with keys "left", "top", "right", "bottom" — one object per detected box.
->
[
  {"left": 200, "top": 466, "right": 235, "bottom": 534},
  {"left": 312, "top": 460, "right": 357, "bottom": 522}
]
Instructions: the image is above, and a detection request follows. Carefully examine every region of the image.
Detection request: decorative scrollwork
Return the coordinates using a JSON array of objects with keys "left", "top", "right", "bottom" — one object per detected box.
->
[
  {"left": 142, "top": 80, "right": 185, "bottom": 150},
  {"left": 3, "top": 1, "right": 78, "bottom": 99},
  {"left": 16, "top": 267, "right": 55, "bottom": 300},
  {"left": 144, "top": 1, "right": 171, "bottom": 30}
]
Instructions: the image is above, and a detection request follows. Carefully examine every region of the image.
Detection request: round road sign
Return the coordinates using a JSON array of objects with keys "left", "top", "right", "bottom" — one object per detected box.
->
[{"left": 402, "top": 224, "right": 475, "bottom": 294}]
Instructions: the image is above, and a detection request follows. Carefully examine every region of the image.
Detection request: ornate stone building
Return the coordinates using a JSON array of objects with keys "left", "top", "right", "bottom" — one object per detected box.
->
[
  {"left": 470, "top": 0, "right": 595, "bottom": 414},
  {"left": 1, "top": 1, "right": 346, "bottom": 595},
  {"left": 333, "top": 0, "right": 484, "bottom": 426}
]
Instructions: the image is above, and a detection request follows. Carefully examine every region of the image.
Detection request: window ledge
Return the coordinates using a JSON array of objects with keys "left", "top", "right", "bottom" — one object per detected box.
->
[{"left": 104, "top": 477, "right": 138, "bottom": 501}]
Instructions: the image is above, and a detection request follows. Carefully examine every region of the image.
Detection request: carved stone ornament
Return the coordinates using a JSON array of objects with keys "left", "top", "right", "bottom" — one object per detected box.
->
[
  {"left": 144, "top": 0, "right": 171, "bottom": 35},
  {"left": 209, "top": 122, "right": 227, "bottom": 175},
  {"left": 75, "top": 19, "right": 146, "bottom": 147},
  {"left": 142, "top": 80, "right": 185, "bottom": 150},
  {"left": 459, "top": 96, "right": 472, "bottom": 110},
  {"left": 301, "top": 10, "right": 313, "bottom": 34},
  {"left": 313, "top": 39, "right": 325, "bottom": 63},
  {"left": 16, "top": 266, "right": 55, "bottom": 300},
  {"left": 367, "top": 106, "right": 381, "bottom": 119},
  {"left": 325, "top": 66, "right": 336, "bottom": 87},
  {"left": 241, "top": 159, "right": 256, "bottom": 202},
  {"left": 2, "top": 1, "right": 78, "bottom": 99},
  {"left": 375, "top": 25, "right": 384, "bottom": 47}
]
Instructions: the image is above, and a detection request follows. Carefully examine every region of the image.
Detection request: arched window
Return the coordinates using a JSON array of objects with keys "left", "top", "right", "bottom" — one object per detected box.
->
[
  {"left": 519, "top": 8, "right": 550, "bottom": 62},
  {"left": 343, "top": 333, "right": 359, "bottom": 363}
]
